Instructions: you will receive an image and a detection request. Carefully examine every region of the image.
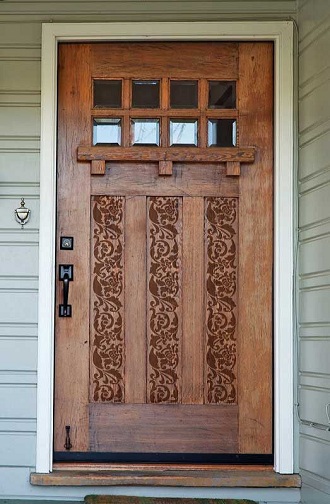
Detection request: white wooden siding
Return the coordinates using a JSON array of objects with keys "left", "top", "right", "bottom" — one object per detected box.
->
[
  {"left": 0, "top": 0, "right": 297, "bottom": 23},
  {"left": 298, "top": 1, "right": 330, "bottom": 503},
  {"left": 0, "top": 0, "right": 298, "bottom": 502},
  {"left": 0, "top": 433, "right": 37, "bottom": 467}
]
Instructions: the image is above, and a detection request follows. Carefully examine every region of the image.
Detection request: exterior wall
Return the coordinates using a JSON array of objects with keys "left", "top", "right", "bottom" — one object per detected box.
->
[
  {"left": 0, "top": 1, "right": 299, "bottom": 503},
  {"left": 298, "top": 0, "right": 330, "bottom": 503}
]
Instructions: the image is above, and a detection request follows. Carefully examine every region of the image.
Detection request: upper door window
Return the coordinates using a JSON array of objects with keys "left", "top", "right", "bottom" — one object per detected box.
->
[{"left": 92, "top": 78, "right": 238, "bottom": 148}]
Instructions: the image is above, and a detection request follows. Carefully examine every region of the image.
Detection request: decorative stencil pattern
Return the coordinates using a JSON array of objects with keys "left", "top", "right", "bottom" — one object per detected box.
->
[
  {"left": 205, "top": 197, "right": 238, "bottom": 404},
  {"left": 91, "top": 196, "right": 125, "bottom": 402},
  {"left": 148, "top": 197, "right": 181, "bottom": 403}
]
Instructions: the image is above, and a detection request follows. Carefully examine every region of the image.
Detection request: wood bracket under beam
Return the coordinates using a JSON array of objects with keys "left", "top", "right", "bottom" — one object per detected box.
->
[
  {"left": 91, "top": 160, "right": 106, "bottom": 175},
  {"left": 77, "top": 146, "right": 255, "bottom": 176},
  {"left": 158, "top": 160, "right": 173, "bottom": 176},
  {"left": 226, "top": 161, "right": 241, "bottom": 176}
]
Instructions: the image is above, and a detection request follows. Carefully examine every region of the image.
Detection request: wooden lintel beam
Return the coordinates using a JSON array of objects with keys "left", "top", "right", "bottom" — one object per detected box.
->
[{"left": 78, "top": 146, "right": 255, "bottom": 164}]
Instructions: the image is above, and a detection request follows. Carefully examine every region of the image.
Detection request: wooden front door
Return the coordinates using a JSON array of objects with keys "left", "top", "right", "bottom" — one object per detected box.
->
[{"left": 54, "top": 42, "right": 273, "bottom": 463}]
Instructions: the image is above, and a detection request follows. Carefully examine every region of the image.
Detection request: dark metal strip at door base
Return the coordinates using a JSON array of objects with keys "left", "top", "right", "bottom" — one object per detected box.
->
[{"left": 53, "top": 452, "right": 273, "bottom": 464}]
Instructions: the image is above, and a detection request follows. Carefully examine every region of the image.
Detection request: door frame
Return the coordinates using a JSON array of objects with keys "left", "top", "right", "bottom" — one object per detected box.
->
[{"left": 37, "top": 21, "right": 294, "bottom": 474}]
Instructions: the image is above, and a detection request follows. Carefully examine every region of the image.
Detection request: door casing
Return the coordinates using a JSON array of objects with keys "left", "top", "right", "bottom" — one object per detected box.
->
[{"left": 37, "top": 20, "right": 295, "bottom": 474}]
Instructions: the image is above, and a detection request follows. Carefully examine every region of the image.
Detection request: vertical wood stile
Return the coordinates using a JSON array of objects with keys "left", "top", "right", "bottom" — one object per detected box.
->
[
  {"left": 55, "top": 44, "right": 91, "bottom": 451},
  {"left": 125, "top": 196, "right": 147, "bottom": 403},
  {"left": 122, "top": 79, "right": 130, "bottom": 147},
  {"left": 238, "top": 43, "right": 273, "bottom": 453},
  {"left": 182, "top": 197, "right": 204, "bottom": 404},
  {"left": 199, "top": 79, "right": 208, "bottom": 148},
  {"left": 161, "top": 78, "right": 169, "bottom": 147}
]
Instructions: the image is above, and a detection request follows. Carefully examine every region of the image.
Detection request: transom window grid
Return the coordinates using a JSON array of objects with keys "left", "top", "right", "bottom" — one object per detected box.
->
[{"left": 92, "top": 78, "right": 238, "bottom": 148}]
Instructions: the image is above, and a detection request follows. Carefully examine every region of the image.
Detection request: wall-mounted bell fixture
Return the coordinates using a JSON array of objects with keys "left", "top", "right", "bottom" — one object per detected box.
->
[{"left": 15, "top": 198, "right": 31, "bottom": 229}]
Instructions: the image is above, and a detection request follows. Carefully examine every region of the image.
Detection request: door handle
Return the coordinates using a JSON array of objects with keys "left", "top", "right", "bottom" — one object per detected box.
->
[{"left": 59, "top": 264, "right": 73, "bottom": 317}]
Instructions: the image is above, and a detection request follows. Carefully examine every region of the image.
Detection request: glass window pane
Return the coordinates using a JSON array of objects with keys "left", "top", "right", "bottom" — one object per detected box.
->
[
  {"left": 93, "top": 118, "right": 121, "bottom": 146},
  {"left": 208, "top": 81, "right": 236, "bottom": 109},
  {"left": 132, "top": 119, "right": 160, "bottom": 145},
  {"left": 132, "top": 81, "right": 160, "bottom": 108},
  {"left": 208, "top": 119, "right": 237, "bottom": 147},
  {"left": 170, "top": 119, "right": 198, "bottom": 146},
  {"left": 93, "top": 80, "right": 122, "bottom": 108},
  {"left": 170, "top": 80, "right": 198, "bottom": 109}
]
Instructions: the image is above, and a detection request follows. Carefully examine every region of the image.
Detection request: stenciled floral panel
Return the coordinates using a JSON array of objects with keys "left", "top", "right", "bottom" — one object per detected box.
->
[
  {"left": 205, "top": 197, "right": 238, "bottom": 404},
  {"left": 147, "top": 196, "right": 182, "bottom": 404},
  {"left": 91, "top": 195, "right": 125, "bottom": 403}
]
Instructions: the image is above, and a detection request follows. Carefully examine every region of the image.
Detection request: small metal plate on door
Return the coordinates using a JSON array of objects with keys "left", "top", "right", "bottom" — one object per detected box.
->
[{"left": 60, "top": 236, "right": 74, "bottom": 250}]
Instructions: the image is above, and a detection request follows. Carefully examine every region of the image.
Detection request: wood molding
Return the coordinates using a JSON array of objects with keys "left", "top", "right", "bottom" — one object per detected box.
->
[{"left": 37, "top": 20, "right": 294, "bottom": 474}]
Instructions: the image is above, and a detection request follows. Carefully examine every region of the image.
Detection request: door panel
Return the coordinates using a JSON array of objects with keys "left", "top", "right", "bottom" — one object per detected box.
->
[
  {"left": 90, "top": 193, "right": 238, "bottom": 406},
  {"left": 90, "top": 42, "right": 239, "bottom": 80},
  {"left": 90, "top": 404, "right": 238, "bottom": 453},
  {"left": 90, "top": 163, "right": 239, "bottom": 197},
  {"left": 55, "top": 42, "right": 273, "bottom": 461}
]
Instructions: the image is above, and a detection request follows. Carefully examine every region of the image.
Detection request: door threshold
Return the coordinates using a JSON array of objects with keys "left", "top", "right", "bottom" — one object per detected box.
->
[{"left": 30, "top": 464, "right": 301, "bottom": 488}]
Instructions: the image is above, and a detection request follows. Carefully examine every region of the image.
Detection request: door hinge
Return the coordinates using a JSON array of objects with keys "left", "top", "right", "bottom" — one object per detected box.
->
[{"left": 64, "top": 425, "right": 72, "bottom": 450}]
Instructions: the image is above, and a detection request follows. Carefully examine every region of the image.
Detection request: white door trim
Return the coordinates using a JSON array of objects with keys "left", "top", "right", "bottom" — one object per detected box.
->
[{"left": 37, "top": 21, "right": 294, "bottom": 474}]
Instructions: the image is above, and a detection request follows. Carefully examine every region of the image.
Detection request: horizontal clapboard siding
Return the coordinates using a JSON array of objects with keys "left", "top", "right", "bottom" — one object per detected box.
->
[
  {"left": 0, "top": 432, "right": 36, "bottom": 467},
  {"left": 0, "top": 107, "right": 40, "bottom": 137},
  {"left": 0, "top": 338, "right": 37, "bottom": 370},
  {"left": 298, "top": 1, "right": 330, "bottom": 503},
  {"left": 0, "top": 153, "right": 40, "bottom": 183},
  {"left": 0, "top": 1, "right": 297, "bottom": 23},
  {"left": 0, "top": 383, "right": 36, "bottom": 418},
  {"left": 0, "top": 60, "right": 41, "bottom": 92},
  {"left": 0, "top": 0, "right": 298, "bottom": 501}
]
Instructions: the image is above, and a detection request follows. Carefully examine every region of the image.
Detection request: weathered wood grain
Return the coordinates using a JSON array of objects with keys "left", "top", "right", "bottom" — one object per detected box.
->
[
  {"left": 91, "top": 163, "right": 239, "bottom": 197},
  {"left": 91, "top": 109, "right": 238, "bottom": 118},
  {"left": 83, "top": 497, "right": 255, "bottom": 504},
  {"left": 55, "top": 41, "right": 273, "bottom": 461},
  {"left": 91, "top": 42, "right": 239, "bottom": 79},
  {"left": 238, "top": 43, "right": 273, "bottom": 454},
  {"left": 89, "top": 404, "right": 238, "bottom": 453},
  {"left": 124, "top": 197, "right": 147, "bottom": 404},
  {"left": 78, "top": 146, "right": 255, "bottom": 163},
  {"left": 31, "top": 468, "right": 301, "bottom": 487},
  {"left": 91, "top": 159, "right": 106, "bottom": 175},
  {"left": 159, "top": 160, "right": 173, "bottom": 175},
  {"left": 182, "top": 197, "right": 204, "bottom": 404},
  {"left": 226, "top": 161, "right": 241, "bottom": 176},
  {"left": 55, "top": 43, "right": 91, "bottom": 451}
]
